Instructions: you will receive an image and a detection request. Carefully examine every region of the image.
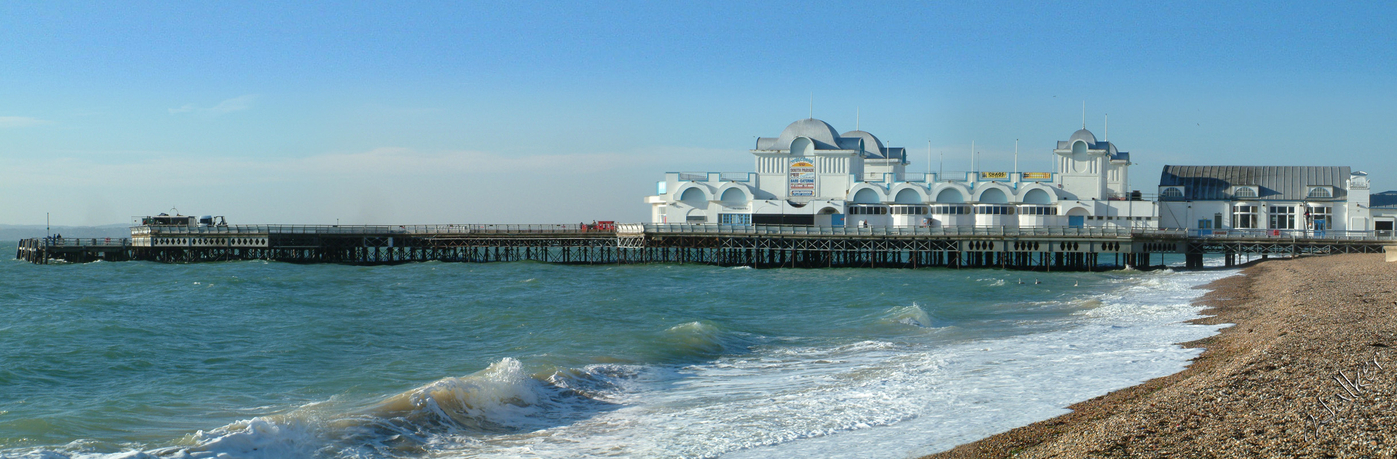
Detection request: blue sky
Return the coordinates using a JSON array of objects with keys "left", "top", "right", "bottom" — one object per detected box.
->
[{"left": 2, "top": 1, "right": 1394, "bottom": 225}]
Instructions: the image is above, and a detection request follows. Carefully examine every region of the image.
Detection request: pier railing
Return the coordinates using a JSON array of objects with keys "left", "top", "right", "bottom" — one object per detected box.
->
[
  {"left": 25, "top": 237, "right": 131, "bottom": 247},
  {"left": 124, "top": 223, "right": 1397, "bottom": 241},
  {"left": 1187, "top": 228, "right": 1397, "bottom": 241},
  {"left": 641, "top": 224, "right": 1172, "bottom": 238},
  {"left": 132, "top": 224, "right": 600, "bottom": 236}
]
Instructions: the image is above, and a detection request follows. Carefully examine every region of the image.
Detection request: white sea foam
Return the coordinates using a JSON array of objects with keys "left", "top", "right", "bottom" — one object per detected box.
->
[{"left": 443, "top": 268, "right": 1236, "bottom": 459}]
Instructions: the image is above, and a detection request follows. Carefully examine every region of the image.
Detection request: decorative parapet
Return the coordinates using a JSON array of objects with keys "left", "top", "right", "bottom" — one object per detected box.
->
[{"left": 1349, "top": 175, "right": 1370, "bottom": 190}]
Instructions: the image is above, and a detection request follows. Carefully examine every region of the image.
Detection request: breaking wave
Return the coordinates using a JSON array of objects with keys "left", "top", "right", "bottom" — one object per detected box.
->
[
  {"left": 35, "top": 358, "right": 630, "bottom": 459},
  {"left": 882, "top": 303, "right": 938, "bottom": 328}
]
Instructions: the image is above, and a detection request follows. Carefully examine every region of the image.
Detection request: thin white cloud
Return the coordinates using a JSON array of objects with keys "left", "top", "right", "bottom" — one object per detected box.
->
[
  {"left": 169, "top": 94, "right": 259, "bottom": 115},
  {"left": 0, "top": 116, "right": 54, "bottom": 128}
]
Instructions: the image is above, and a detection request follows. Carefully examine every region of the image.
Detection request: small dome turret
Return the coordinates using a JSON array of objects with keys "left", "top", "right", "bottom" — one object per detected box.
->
[
  {"left": 1068, "top": 129, "right": 1098, "bottom": 148},
  {"left": 840, "top": 130, "right": 886, "bottom": 158},
  {"left": 774, "top": 118, "right": 842, "bottom": 150}
]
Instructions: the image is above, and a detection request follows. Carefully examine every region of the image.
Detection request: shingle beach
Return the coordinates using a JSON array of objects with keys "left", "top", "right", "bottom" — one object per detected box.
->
[{"left": 930, "top": 253, "right": 1397, "bottom": 458}]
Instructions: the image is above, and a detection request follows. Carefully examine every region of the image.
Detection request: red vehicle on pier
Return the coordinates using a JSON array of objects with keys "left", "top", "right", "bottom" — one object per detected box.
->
[{"left": 582, "top": 221, "right": 615, "bottom": 232}]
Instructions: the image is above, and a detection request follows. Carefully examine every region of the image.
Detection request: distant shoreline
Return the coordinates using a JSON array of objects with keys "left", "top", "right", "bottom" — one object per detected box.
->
[{"left": 928, "top": 253, "right": 1397, "bottom": 457}]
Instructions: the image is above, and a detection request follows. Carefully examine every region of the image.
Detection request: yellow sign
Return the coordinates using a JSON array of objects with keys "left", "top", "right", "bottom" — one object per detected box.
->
[
  {"left": 979, "top": 171, "right": 1008, "bottom": 180},
  {"left": 1022, "top": 172, "right": 1052, "bottom": 180}
]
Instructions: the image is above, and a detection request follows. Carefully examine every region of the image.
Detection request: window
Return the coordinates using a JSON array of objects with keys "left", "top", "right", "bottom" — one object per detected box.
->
[
  {"left": 1268, "top": 205, "right": 1296, "bottom": 229},
  {"left": 1308, "top": 206, "right": 1332, "bottom": 230},
  {"left": 1232, "top": 204, "right": 1258, "bottom": 229},
  {"left": 718, "top": 213, "right": 751, "bottom": 225},
  {"left": 890, "top": 205, "right": 927, "bottom": 215},
  {"left": 973, "top": 205, "right": 1014, "bottom": 215},
  {"left": 1307, "top": 187, "right": 1332, "bottom": 199},
  {"left": 1016, "top": 206, "right": 1057, "bottom": 215},
  {"left": 1233, "top": 187, "right": 1258, "bottom": 199},
  {"left": 1160, "top": 187, "right": 1184, "bottom": 199},
  {"left": 930, "top": 205, "right": 970, "bottom": 215},
  {"left": 849, "top": 205, "right": 888, "bottom": 215}
]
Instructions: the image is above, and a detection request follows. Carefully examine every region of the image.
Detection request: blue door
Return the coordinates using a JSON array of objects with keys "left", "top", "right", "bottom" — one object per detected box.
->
[
  {"left": 831, "top": 214, "right": 845, "bottom": 227},
  {"left": 1068, "top": 216, "right": 1085, "bottom": 228}
]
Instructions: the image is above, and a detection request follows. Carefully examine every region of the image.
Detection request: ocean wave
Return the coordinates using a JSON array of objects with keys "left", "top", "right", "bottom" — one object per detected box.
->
[
  {"left": 367, "top": 358, "right": 558, "bottom": 432},
  {"left": 18, "top": 358, "right": 639, "bottom": 459},
  {"left": 655, "top": 321, "right": 749, "bottom": 361},
  {"left": 882, "top": 303, "right": 938, "bottom": 328}
]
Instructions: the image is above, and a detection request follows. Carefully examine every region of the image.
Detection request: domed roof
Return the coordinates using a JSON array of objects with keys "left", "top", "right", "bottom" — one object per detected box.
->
[
  {"left": 775, "top": 118, "right": 842, "bottom": 150},
  {"left": 1068, "top": 129, "right": 1098, "bottom": 147},
  {"left": 840, "top": 130, "right": 885, "bottom": 158}
]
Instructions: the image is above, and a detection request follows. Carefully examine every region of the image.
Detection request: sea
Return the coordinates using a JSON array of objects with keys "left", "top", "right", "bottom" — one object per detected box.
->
[{"left": 0, "top": 240, "right": 1235, "bottom": 459}]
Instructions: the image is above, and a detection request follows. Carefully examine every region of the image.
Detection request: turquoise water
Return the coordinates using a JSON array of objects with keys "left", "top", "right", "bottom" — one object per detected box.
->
[{"left": 0, "top": 241, "right": 1232, "bottom": 458}]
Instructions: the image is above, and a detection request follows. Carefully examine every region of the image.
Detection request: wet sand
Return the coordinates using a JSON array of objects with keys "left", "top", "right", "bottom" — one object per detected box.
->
[{"left": 928, "top": 253, "right": 1397, "bottom": 458}]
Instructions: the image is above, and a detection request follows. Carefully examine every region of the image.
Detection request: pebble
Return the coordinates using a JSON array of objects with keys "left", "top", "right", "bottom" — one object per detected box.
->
[{"left": 928, "top": 253, "right": 1397, "bottom": 458}]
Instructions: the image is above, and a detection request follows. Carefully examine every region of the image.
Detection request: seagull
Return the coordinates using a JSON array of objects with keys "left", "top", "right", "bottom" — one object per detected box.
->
[
  {"left": 1017, "top": 278, "right": 1024, "bottom": 285},
  {"left": 1034, "top": 279, "right": 1041, "bottom": 285},
  {"left": 1074, "top": 281, "right": 1079, "bottom": 287}
]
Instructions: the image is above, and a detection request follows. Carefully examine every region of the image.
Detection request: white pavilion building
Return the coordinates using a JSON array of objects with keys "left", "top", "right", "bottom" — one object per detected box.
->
[{"left": 646, "top": 118, "right": 1158, "bottom": 229}]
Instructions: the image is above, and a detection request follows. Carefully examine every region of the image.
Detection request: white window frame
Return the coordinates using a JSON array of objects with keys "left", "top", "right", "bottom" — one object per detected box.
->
[
  {"left": 718, "top": 213, "right": 752, "bottom": 225},
  {"left": 1232, "top": 203, "right": 1258, "bottom": 229},
  {"left": 1307, "top": 186, "right": 1333, "bottom": 199},
  {"left": 1268, "top": 205, "right": 1296, "bottom": 230}
]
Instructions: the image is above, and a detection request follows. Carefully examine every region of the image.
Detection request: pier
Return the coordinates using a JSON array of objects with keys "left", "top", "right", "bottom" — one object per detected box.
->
[{"left": 16, "top": 223, "right": 1392, "bottom": 270}]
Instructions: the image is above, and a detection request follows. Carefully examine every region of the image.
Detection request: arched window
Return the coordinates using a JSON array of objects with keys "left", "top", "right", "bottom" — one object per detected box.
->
[
  {"left": 979, "top": 188, "right": 1009, "bottom": 204},
  {"left": 719, "top": 188, "right": 748, "bottom": 205},
  {"left": 679, "top": 188, "right": 707, "bottom": 206},
  {"left": 1022, "top": 188, "right": 1052, "bottom": 205},
  {"left": 789, "top": 137, "right": 814, "bottom": 156},
  {"left": 1233, "top": 187, "right": 1258, "bottom": 199},
  {"left": 935, "top": 188, "right": 965, "bottom": 204},
  {"left": 852, "top": 188, "right": 881, "bottom": 204},
  {"left": 1307, "top": 187, "right": 1332, "bottom": 198},
  {"left": 894, "top": 188, "right": 922, "bottom": 204},
  {"left": 1160, "top": 187, "right": 1184, "bottom": 199}
]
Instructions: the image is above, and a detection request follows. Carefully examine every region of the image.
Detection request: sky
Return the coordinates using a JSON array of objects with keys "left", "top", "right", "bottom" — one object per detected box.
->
[{"left": 2, "top": 1, "right": 1394, "bottom": 225}]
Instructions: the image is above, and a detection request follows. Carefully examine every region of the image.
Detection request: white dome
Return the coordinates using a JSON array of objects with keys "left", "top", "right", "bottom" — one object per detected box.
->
[
  {"left": 840, "top": 130, "right": 885, "bottom": 158},
  {"left": 775, "top": 118, "right": 842, "bottom": 150},
  {"left": 1068, "top": 129, "right": 1097, "bottom": 147}
]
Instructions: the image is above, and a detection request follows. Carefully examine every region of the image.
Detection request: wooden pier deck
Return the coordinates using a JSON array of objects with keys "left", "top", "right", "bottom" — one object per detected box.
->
[{"left": 16, "top": 224, "right": 1393, "bottom": 270}]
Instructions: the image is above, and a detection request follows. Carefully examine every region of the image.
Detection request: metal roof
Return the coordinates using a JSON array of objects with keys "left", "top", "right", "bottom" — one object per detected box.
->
[
  {"left": 755, "top": 118, "right": 864, "bottom": 151},
  {"left": 841, "top": 130, "right": 889, "bottom": 158},
  {"left": 1371, "top": 191, "right": 1397, "bottom": 209},
  {"left": 1068, "top": 129, "right": 1097, "bottom": 145},
  {"left": 1158, "top": 165, "right": 1350, "bottom": 201}
]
